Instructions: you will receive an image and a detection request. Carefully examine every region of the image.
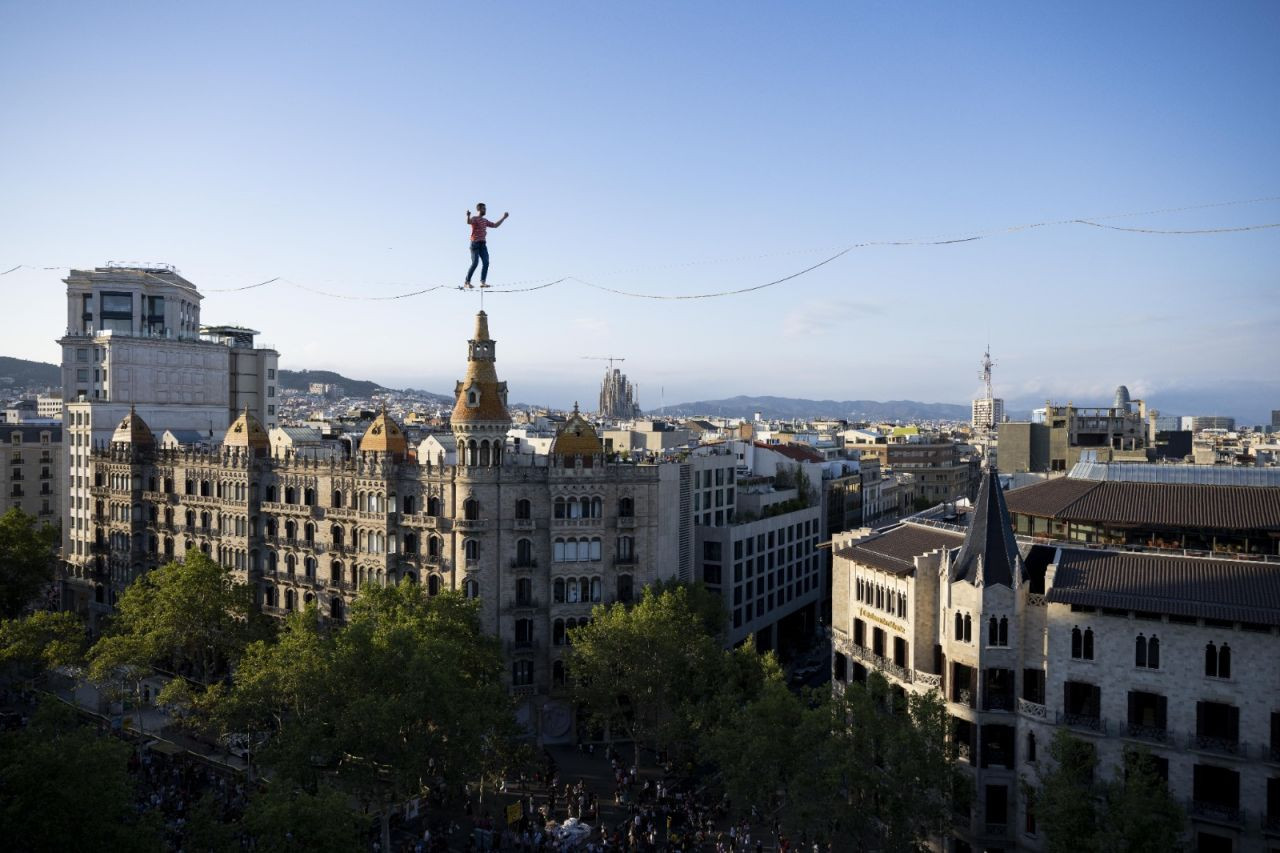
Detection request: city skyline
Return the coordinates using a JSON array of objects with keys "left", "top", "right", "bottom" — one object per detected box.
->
[{"left": 2, "top": 2, "right": 1277, "bottom": 418}]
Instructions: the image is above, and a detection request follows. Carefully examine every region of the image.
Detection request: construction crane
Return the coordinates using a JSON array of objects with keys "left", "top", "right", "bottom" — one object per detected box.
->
[{"left": 581, "top": 355, "right": 626, "bottom": 371}]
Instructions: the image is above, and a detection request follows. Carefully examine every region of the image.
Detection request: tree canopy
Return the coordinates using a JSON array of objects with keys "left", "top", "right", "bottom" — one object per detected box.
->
[
  {"left": 0, "top": 699, "right": 162, "bottom": 853},
  {"left": 0, "top": 508, "right": 58, "bottom": 619},
  {"left": 1035, "top": 730, "right": 1185, "bottom": 853},
  {"left": 87, "top": 551, "right": 269, "bottom": 705},
  {"left": 0, "top": 610, "right": 86, "bottom": 679},
  {"left": 209, "top": 583, "right": 518, "bottom": 852}
]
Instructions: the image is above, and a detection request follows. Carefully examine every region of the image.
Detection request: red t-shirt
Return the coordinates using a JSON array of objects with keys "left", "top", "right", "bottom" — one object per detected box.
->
[{"left": 468, "top": 216, "right": 497, "bottom": 242}]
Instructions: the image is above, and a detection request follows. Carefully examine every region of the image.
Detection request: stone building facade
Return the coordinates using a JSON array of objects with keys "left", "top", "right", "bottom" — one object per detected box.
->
[
  {"left": 1, "top": 424, "right": 62, "bottom": 521},
  {"left": 831, "top": 468, "right": 1280, "bottom": 853},
  {"left": 80, "top": 311, "right": 680, "bottom": 742}
]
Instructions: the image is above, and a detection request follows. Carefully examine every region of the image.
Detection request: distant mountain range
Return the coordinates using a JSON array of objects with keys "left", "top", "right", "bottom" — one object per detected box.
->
[
  {"left": 278, "top": 369, "right": 386, "bottom": 399},
  {"left": 0, "top": 356, "right": 60, "bottom": 390},
  {"left": 654, "top": 395, "right": 972, "bottom": 422}
]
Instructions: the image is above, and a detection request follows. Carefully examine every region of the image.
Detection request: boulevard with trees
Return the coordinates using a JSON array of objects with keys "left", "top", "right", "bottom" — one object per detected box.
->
[{"left": 0, "top": 527, "right": 1190, "bottom": 850}]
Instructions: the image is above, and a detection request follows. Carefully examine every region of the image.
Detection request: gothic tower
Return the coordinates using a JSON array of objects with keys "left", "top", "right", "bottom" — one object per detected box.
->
[{"left": 452, "top": 311, "right": 510, "bottom": 468}]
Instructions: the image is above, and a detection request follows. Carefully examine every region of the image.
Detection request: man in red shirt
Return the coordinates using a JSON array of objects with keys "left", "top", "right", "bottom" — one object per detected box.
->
[{"left": 464, "top": 203, "right": 509, "bottom": 289}]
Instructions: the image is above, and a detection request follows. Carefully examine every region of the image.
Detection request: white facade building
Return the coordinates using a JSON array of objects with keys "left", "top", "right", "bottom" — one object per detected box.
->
[{"left": 832, "top": 468, "right": 1280, "bottom": 853}]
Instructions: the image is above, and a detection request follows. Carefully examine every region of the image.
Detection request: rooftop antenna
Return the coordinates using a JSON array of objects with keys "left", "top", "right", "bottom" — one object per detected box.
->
[{"left": 978, "top": 345, "right": 997, "bottom": 431}]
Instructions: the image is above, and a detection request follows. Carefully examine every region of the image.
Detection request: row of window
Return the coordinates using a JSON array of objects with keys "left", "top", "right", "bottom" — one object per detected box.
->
[{"left": 858, "top": 578, "right": 907, "bottom": 619}]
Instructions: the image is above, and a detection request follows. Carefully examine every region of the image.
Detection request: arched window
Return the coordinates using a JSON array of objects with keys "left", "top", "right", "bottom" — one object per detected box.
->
[
  {"left": 285, "top": 588, "right": 295, "bottom": 611},
  {"left": 1147, "top": 636, "right": 1160, "bottom": 669},
  {"left": 464, "top": 578, "right": 478, "bottom": 599},
  {"left": 284, "top": 486, "right": 296, "bottom": 504},
  {"left": 330, "top": 560, "right": 342, "bottom": 583},
  {"left": 988, "top": 617, "right": 999, "bottom": 646},
  {"left": 404, "top": 533, "right": 417, "bottom": 554},
  {"left": 590, "top": 497, "right": 602, "bottom": 519},
  {"left": 1083, "top": 628, "right": 1094, "bottom": 660},
  {"left": 954, "top": 612, "right": 964, "bottom": 641},
  {"left": 554, "top": 498, "right": 566, "bottom": 519},
  {"left": 554, "top": 578, "right": 566, "bottom": 603},
  {"left": 1135, "top": 634, "right": 1147, "bottom": 668},
  {"left": 567, "top": 578, "right": 581, "bottom": 603},
  {"left": 579, "top": 497, "right": 590, "bottom": 519},
  {"left": 590, "top": 538, "right": 602, "bottom": 561},
  {"left": 305, "top": 522, "right": 315, "bottom": 544},
  {"left": 427, "top": 496, "right": 441, "bottom": 516},
  {"left": 304, "top": 488, "right": 315, "bottom": 506},
  {"left": 998, "top": 616, "right": 1008, "bottom": 646},
  {"left": 331, "top": 525, "right": 344, "bottom": 547},
  {"left": 516, "top": 538, "right": 533, "bottom": 566},
  {"left": 428, "top": 536, "right": 441, "bottom": 558},
  {"left": 963, "top": 614, "right": 972, "bottom": 643},
  {"left": 332, "top": 489, "right": 343, "bottom": 508},
  {"left": 286, "top": 553, "right": 296, "bottom": 575},
  {"left": 591, "top": 577, "right": 602, "bottom": 602},
  {"left": 464, "top": 498, "right": 479, "bottom": 520},
  {"left": 304, "top": 556, "right": 316, "bottom": 578},
  {"left": 553, "top": 660, "right": 566, "bottom": 686},
  {"left": 1072, "top": 627, "right": 1083, "bottom": 658},
  {"left": 304, "top": 592, "right": 315, "bottom": 606},
  {"left": 617, "top": 574, "right": 634, "bottom": 604},
  {"left": 1218, "top": 643, "right": 1231, "bottom": 679},
  {"left": 479, "top": 440, "right": 490, "bottom": 467},
  {"left": 330, "top": 597, "right": 342, "bottom": 620},
  {"left": 1027, "top": 732, "right": 1037, "bottom": 763},
  {"left": 285, "top": 519, "right": 296, "bottom": 541},
  {"left": 579, "top": 578, "right": 591, "bottom": 603},
  {"left": 516, "top": 577, "right": 532, "bottom": 605},
  {"left": 403, "top": 495, "right": 415, "bottom": 515},
  {"left": 428, "top": 574, "right": 441, "bottom": 596},
  {"left": 464, "top": 539, "right": 479, "bottom": 561},
  {"left": 553, "top": 619, "right": 566, "bottom": 646},
  {"left": 268, "top": 551, "right": 279, "bottom": 572},
  {"left": 619, "top": 497, "right": 634, "bottom": 517},
  {"left": 516, "top": 499, "right": 531, "bottom": 520}
]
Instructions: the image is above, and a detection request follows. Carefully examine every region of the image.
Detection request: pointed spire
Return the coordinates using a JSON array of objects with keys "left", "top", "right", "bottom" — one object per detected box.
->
[
  {"left": 951, "top": 467, "right": 1022, "bottom": 587},
  {"left": 474, "top": 310, "right": 491, "bottom": 341}
]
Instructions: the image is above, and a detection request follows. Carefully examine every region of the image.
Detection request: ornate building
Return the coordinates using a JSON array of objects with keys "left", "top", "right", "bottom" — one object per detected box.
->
[
  {"left": 832, "top": 468, "right": 1280, "bottom": 852},
  {"left": 598, "top": 367, "right": 640, "bottom": 420},
  {"left": 77, "top": 311, "right": 681, "bottom": 741}
]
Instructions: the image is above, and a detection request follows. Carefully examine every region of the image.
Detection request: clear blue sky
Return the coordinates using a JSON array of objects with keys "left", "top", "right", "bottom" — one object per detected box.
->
[{"left": 2, "top": 2, "right": 1278, "bottom": 419}]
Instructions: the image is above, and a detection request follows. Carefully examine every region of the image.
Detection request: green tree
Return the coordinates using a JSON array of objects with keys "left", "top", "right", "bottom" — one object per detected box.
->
[
  {"left": 0, "top": 508, "right": 58, "bottom": 618},
  {"left": 0, "top": 610, "right": 86, "bottom": 679},
  {"left": 88, "top": 551, "right": 269, "bottom": 707},
  {"left": 212, "top": 584, "right": 517, "bottom": 853},
  {"left": 240, "top": 784, "right": 367, "bottom": 853},
  {"left": 1099, "top": 748, "right": 1185, "bottom": 852},
  {"left": 0, "top": 699, "right": 162, "bottom": 852},
  {"left": 1035, "top": 729, "right": 1102, "bottom": 853},
  {"left": 568, "top": 583, "right": 726, "bottom": 766}
]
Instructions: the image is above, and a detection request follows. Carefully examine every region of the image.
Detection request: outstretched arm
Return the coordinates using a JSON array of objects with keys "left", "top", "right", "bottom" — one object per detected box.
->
[
  {"left": 491, "top": 212, "right": 510, "bottom": 227},
  {"left": 465, "top": 210, "right": 473, "bottom": 223}
]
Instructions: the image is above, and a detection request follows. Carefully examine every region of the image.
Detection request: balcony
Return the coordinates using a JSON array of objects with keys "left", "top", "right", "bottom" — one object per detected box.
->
[
  {"left": 507, "top": 598, "right": 540, "bottom": 612},
  {"left": 953, "top": 688, "right": 976, "bottom": 709},
  {"left": 552, "top": 517, "right": 602, "bottom": 529},
  {"left": 1017, "top": 698, "right": 1048, "bottom": 720},
  {"left": 507, "top": 639, "right": 539, "bottom": 654},
  {"left": 454, "top": 518, "right": 487, "bottom": 532},
  {"left": 616, "top": 515, "right": 636, "bottom": 529},
  {"left": 613, "top": 554, "right": 637, "bottom": 567},
  {"left": 1187, "top": 733, "right": 1245, "bottom": 758},
  {"left": 1122, "top": 722, "right": 1170, "bottom": 744},
  {"left": 1187, "top": 799, "right": 1245, "bottom": 827},
  {"left": 513, "top": 518, "right": 535, "bottom": 531},
  {"left": 510, "top": 558, "right": 539, "bottom": 570},
  {"left": 913, "top": 670, "right": 942, "bottom": 688},
  {"left": 1056, "top": 711, "right": 1106, "bottom": 734}
]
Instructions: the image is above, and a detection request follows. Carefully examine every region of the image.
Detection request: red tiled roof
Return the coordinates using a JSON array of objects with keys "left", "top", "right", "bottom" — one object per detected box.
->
[
  {"left": 1046, "top": 549, "right": 1280, "bottom": 626},
  {"left": 834, "top": 523, "right": 963, "bottom": 576},
  {"left": 1003, "top": 478, "right": 1280, "bottom": 532}
]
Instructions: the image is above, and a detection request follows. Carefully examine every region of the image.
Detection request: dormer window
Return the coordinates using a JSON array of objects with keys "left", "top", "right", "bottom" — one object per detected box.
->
[{"left": 468, "top": 391, "right": 478, "bottom": 406}]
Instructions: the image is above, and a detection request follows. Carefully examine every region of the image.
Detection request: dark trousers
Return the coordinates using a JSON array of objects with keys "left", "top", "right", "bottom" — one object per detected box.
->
[{"left": 466, "top": 241, "right": 490, "bottom": 283}]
